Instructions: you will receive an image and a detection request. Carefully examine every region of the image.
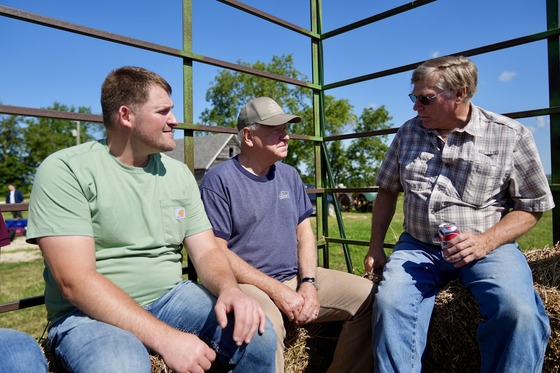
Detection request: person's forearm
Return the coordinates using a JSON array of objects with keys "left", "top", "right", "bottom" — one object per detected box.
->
[
  {"left": 55, "top": 269, "right": 179, "bottom": 354},
  {"left": 297, "top": 242, "right": 317, "bottom": 280},
  {"left": 217, "top": 241, "right": 285, "bottom": 297},
  {"left": 369, "top": 188, "right": 399, "bottom": 252},
  {"left": 193, "top": 247, "right": 241, "bottom": 295},
  {"left": 38, "top": 236, "right": 178, "bottom": 354},
  {"left": 296, "top": 219, "right": 317, "bottom": 279},
  {"left": 481, "top": 210, "right": 542, "bottom": 251}
]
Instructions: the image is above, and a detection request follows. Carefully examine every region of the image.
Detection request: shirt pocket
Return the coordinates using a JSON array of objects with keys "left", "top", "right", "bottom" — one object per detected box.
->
[
  {"left": 458, "top": 157, "right": 501, "bottom": 207},
  {"left": 160, "top": 199, "right": 190, "bottom": 244},
  {"left": 401, "top": 152, "right": 435, "bottom": 192}
]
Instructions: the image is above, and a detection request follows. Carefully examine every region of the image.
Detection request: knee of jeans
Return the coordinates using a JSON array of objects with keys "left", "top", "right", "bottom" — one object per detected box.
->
[
  {"left": 101, "top": 350, "right": 152, "bottom": 373},
  {"left": 493, "top": 297, "right": 545, "bottom": 328},
  {"left": 54, "top": 326, "right": 152, "bottom": 373},
  {"left": 250, "top": 319, "right": 277, "bottom": 353},
  {"left": 263, "top": 319, "right": 277, "bottom": 347},
  {"left": 374, "top": 285, "right": 403, "bottom": 312},
  {"left": 61, "top": 346, "right": 151, "bottom": 373}
]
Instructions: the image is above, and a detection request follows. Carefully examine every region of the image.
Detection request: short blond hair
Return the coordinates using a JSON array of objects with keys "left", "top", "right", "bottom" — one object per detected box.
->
[{"left": 412, "top": 56, "right": 478, "bottom": 100}]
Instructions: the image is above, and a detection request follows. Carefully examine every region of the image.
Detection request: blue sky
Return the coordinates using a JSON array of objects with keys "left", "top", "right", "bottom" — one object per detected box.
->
[{"left": 0, "top": 0, "right": 552, "bottom": 173}]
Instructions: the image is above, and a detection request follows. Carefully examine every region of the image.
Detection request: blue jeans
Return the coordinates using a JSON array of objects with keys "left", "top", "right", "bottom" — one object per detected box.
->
[
  {"left": 373, "top": 232, "right": 550, "bottom": 373},
  {"left": 47, "top": 281, "right": 276, "bottom": 372},
  {"left": 0, "top": 328, "right": 48, "bottom": 373}
]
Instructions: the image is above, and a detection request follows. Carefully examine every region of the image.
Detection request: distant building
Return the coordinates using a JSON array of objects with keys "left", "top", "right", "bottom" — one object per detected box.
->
[{"left": 166, "top": 133, "right": 240, "bottom": 185}]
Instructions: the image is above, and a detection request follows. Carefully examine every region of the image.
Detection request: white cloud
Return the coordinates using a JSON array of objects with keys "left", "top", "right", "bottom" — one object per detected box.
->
[
  {"left": 430, "top": 51, "right": 440, "bottom": 58},
  {"left": 498, "top": 71, "right": 518, "bottom": 82},
  {"left": 526, "top": 117, "right": 548, "bottom": 133},
  {"left": 536, "top": 116, "right": 547, "bottom": 128}
]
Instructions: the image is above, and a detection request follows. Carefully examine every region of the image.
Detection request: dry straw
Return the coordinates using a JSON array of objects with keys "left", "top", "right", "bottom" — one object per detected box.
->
[{"left": 43, "top": 245, "right": 560, "bottom": 372}]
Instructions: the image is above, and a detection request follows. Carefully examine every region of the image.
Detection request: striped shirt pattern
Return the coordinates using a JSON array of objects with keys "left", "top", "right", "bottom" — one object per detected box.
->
[{"left": 376, "top": 104, "right": 554, "bottom": 245}]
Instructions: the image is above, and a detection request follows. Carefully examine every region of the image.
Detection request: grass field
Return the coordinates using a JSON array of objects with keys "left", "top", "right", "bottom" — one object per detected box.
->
[{"left": 0, "top": 203, "right": 555, "bottom": 339}]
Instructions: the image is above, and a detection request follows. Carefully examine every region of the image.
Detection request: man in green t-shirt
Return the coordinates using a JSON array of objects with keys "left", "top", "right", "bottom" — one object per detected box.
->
[{"left": 27, "top": 66, "right": 275, "bottom": 373}]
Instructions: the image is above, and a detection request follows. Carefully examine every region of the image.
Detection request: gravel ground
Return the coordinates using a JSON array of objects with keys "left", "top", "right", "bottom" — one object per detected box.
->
[{"left": 0, "top": 236, "right": 41, "bottom": 263}]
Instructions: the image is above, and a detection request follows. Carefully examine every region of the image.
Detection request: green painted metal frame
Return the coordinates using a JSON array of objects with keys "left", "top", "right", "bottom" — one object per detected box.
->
[
  {"left": 547, "top": 0, "right": 560, "bottom": 245},
  {"left": 0, "top": 0, "right": 559, "bottom": 275}
]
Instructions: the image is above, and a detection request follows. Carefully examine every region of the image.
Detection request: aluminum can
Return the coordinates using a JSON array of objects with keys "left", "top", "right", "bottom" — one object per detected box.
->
[{"left": 438, "top": 223, "right": 460, "bottom": 250}]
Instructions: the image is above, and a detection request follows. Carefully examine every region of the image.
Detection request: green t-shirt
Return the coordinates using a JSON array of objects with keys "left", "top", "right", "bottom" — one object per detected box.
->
[{"left": 27, "top": 140, "right": 211, "bottom": 324}]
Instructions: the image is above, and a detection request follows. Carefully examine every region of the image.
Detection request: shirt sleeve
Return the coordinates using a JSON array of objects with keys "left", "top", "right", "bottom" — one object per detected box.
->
[
  {"left": 26, "top": 154, "right": 93, "bottom": 243},
  {"left": 375, "top": 128, "right": 403, "bottom": 193},
  {"left": 0, "top": 213, "right": 10, "bottom": 247},
  {"left": 200, "top": 174, "right": 233, "bottom": 241},
  {"left": 508, "top": 127, "right": 555, "bottom": 212}
]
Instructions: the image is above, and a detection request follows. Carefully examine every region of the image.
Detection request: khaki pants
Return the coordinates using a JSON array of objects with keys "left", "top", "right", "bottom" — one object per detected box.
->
[{"left": 240, "top": 267, "right": 375, "bottom": 373}]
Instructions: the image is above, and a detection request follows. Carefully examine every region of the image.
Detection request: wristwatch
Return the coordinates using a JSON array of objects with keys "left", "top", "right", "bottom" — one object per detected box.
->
[{"left": 300, "top": 277, "right": 318, "bottom": 290}]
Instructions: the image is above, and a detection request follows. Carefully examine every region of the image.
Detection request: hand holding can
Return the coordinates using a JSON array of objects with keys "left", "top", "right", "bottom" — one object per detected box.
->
[{"left": 438, "top": 223, "right": 460, "bottom": 251}]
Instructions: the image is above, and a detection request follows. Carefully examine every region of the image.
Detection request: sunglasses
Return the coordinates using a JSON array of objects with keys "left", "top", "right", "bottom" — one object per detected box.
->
[{"left": 408, "top": 91, "right": 446, "bottom": 105}]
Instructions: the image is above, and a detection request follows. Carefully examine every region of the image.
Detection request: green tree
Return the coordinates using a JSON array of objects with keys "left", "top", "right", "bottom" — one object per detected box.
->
[
  {"left": 201, "top": 55, "right": 309, "bottom": 129},
  {"left": 0, "top": 102, "right": 103, "bottom": 193},
  {"left": 22, "top": 103, "right": 101, "bottom": 172},
  {"left": 0, "top": 113, "right": 29, "bottom": 190},
  {"left": 200, "top": 54, "right": 393, "bottom": 187},
  {"left": 200, "top": 54, "right": 355, "bottom": 181},
  {"left": 344, "top": 106, "right": 392, "bottom": 187}
]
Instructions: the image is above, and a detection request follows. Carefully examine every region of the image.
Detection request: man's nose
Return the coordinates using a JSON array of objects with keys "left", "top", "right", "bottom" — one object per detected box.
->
[
  {"left": 168, "top": 113, "right": 179, "bottom": 127},
  {"left": 413, "top": 101, "right": 423, "bottom": 112}
]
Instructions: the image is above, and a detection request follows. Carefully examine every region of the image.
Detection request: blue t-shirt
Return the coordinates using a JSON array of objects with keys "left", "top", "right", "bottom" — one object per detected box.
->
[{"left": 200, "top": 156, "right": 313, "bottom": 282}]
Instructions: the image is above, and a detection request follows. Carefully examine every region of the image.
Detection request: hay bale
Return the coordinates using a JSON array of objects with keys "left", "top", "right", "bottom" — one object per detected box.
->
[
  {"left": 44, "top": 245, "right": 560, "bottom": 372},
  {"left": 536, "top": 283, "right": 560, "bottom": 373},
  {"left": 424, "top": 245, "right": 560, "bottom": 373},
  {"left": 283, "top": 322, "right": 342, "bottom": 373},
  {"left": 527, "top": 246, "right": 560, "bottom": 288},
  {"left": 43, "top": 323, "right": 340, "bottom": 373},
  {"left": 284, "top": 323, "right": 311, "bottom": 373},
  {"left": 424, "top": 281, "right": 482, "bottom": 372}
]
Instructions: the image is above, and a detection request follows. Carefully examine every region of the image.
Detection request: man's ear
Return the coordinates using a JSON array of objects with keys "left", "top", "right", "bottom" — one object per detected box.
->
[
  {"left": 117, "top": 105, "right": 134, "bottom": 128},
  {"left": 455, "top": 86, "right": 468, "bottom": 102},
  {"left": 242, "top": 127, "right": 254, "bottom": 147}
]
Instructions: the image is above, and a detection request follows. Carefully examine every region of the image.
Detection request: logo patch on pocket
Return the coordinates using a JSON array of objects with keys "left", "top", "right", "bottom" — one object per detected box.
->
[{"left": 175, "top": 207, "right": 186, "bottom": 220}]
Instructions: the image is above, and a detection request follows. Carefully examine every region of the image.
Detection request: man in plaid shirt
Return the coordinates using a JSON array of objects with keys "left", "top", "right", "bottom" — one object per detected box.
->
[{"left": 365, "top": 55, "right": 554, "bottom": 373}]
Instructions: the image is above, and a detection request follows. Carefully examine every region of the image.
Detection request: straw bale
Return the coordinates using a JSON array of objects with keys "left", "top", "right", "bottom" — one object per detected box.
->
[
  {"left": 283, "top": 322, "right": 342, "bottom": 373},
  {"left": 284, "top": 323, "right": 311, "bottom": 373},
  {"left": 42, "top": 323, "right": 340, "bottom": 373},
  {"left": 424, "top": 245, "right": 560, "bottom": 373},
  {"left": 526, "top": 245, "right": 560, "bottom": 288},
  {"left": 42, "top": 245, "right": 560, "bottom": 372},
  {"left": 150, "top": 322, "right": 341, "bottom": 373}
]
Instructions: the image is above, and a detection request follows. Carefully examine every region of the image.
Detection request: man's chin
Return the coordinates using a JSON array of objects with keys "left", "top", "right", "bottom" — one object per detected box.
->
[
  {"left": 277, "top": 147, "right": 288, "bottom": 157},
  {"left": 160, "top": 140, "right": 177, "bottom": 152}
]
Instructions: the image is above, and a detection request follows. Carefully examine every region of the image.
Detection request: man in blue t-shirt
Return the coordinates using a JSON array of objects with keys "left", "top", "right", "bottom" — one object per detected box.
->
[{"left": 200, "top": 97, "right": 375, "bottom": 373}]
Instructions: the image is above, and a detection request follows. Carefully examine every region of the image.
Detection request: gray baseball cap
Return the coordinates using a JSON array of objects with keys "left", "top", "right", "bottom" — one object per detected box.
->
[{"left": 236, "top": 97, "right": 301, "bottom": 130}]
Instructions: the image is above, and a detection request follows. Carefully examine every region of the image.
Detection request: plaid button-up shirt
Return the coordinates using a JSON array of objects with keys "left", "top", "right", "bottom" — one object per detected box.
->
[{"left": 376, "top": 104, "right": 554, "bottom": 245}]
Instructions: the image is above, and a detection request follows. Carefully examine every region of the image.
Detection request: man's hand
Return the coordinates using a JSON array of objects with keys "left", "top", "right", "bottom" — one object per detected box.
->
[
  {"left": 158, "top": 330, "right": 216, "bottom": 373},
  {"left": 213, "top": 286, "right": 267, "bottom": 346},
  {"left": 442, "top": 232, "right": 492, "bottom": 267},
  {"left": 293, "top": 282, "right": 320, "bottom": 325},
  {"left": 270, "top": 284, "right": 304, "bottom": 322},
  {"left": 364, "top": 246, "right": 387, "bottom": 274},
  {"left": 443, "top": 210, "right": 542, "bottom": 268}
]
